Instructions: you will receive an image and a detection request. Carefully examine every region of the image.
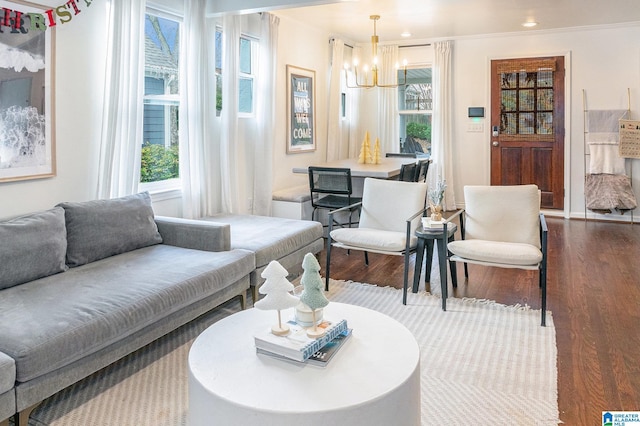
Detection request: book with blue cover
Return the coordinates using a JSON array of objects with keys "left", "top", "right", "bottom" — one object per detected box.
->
[
  {"left": 257, "top": 328, "right": 353, "bottom": 367},
  {"left": 254, "top": 318, "right": 348, "bottom": 362}
]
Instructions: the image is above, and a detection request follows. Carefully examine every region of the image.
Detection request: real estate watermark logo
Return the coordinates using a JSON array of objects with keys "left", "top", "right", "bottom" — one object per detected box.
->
[{"left": 603, "top": 411, "right": 640, "bottom": 426}]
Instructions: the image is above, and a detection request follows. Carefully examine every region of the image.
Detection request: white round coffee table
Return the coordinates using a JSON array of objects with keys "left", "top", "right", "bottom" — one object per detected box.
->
[{"left": 188, "top": 302, "right": 421, "bottom": 426}]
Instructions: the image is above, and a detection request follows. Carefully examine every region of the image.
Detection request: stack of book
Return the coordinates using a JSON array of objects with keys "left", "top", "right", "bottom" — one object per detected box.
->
[{"left": 254, "top": 318, "right": 350, "bottom": 366}]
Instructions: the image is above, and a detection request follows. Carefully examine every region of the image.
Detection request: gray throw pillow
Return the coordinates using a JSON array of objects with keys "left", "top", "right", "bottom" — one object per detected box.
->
[
  {"left": 0, "top": 207, "right": 68, "bottom": 290},
  {"left": 58, "top": 192, "right": 163, "bottom": 267}
]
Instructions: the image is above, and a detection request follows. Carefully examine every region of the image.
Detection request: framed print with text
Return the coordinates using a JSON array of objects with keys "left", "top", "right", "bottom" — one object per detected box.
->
[
  {"left": 0, "top": 1, "right": 56, "bottom": 182},
  {"left": 286, "top": 65, "right": 315, "bottom": 154}
]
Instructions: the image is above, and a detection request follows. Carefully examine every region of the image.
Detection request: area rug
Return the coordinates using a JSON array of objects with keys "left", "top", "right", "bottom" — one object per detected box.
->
[{"left": 27, "top": 280, "right": 559, "bottom": 426}]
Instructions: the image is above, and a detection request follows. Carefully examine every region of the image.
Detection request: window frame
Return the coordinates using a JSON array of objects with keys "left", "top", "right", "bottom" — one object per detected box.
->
[
  {"left": 139, "top": 7, "right": 183, "bottom": 193},
  {"left": 398, "top": 64, "right": 433, "bottom": 156},
  {"left": 215, "top": 28, "right": 258, "bottom": 117}
]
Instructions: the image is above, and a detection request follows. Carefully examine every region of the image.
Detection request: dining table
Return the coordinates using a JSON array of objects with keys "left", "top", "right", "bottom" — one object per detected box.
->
[
  {"left": 292, "top": 157, "right": 417, "bottom": 197},
  {"left": 292, "top": 157, "right": 416, "bottom": 180}
]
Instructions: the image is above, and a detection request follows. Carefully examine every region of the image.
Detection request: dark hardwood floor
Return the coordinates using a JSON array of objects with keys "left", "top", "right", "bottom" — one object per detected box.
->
[{"left": 318, "top": 217, "right": 640, "bottom": 425}]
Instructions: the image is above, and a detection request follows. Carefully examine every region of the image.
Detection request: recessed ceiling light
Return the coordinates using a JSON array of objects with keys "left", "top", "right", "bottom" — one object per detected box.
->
[
  {"left": 401, "top": 31, "right": 412, "bottom": 37},
  {"left": 522, "top": 21, "right": 538, "bottom": 28}
]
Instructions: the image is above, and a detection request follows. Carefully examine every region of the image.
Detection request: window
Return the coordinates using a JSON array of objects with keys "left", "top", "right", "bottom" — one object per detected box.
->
[
  {"left": 141, "top": 11, "right": 181, "bottom": 186},
  {"left": 398, "top": 67, "right": 432, "bottom": 156},
  {"left": 215, "top": 29, "right": 257, "bottom": 116}
]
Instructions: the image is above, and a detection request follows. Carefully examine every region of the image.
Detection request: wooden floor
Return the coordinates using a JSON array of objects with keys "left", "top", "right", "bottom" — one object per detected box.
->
[{"left": 318, "top": 217, "right": 640, "bottom": 425}]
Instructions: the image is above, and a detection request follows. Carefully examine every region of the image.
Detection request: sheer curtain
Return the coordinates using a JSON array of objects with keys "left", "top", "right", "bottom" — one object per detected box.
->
[
  {"left": 252, "top": 13, "right": 279, "bottom": 215},
  {"left": 347, "top": 45, "right": 363, "bottom": 159},
  {"left": 431, "top": 40, "right": 456, "bottom": 211},
  {"left": 96, "top": 0, "right": 145, "bottom": 199},
  {"left": 326, "top": 38, "right": 344, "bottom": 161},
  {"left": 180, "top": 0, "right": 216, "bottom": 218},
  {"left": 377, "top": 45, "right": 399, "bottom": 154},
  {"left": 219, "top": 15, "right": 241, "bottom": 213}
]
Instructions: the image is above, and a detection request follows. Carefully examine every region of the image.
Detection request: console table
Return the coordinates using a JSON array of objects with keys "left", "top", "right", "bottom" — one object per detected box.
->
[{"left": 188, "top": 302, "right": 421, "bottom": 426}]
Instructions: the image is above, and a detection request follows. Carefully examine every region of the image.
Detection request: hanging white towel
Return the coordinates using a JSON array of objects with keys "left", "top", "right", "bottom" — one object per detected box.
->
[
  {"left": 588, "top": 145, "right": 626, "bottom": 174},
  {"left": 586, "top": 110, "right": 627, "bottom": 174}
]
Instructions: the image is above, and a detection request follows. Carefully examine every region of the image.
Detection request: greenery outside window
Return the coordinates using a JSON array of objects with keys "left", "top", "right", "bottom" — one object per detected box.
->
[
  {"left": 398, "top": 67, "right": 432, "bottom": 156},
  {"left": 141, "top": 11, "right": 181, "bottom": 187}
]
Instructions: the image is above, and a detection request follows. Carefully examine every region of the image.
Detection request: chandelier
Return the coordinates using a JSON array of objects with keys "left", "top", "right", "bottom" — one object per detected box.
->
[{"left": 343, "top": 15, "right": 408, "bottom": 89}]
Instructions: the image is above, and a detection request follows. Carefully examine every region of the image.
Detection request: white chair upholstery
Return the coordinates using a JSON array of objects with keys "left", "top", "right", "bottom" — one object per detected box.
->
[
  {"left": 447, "top": 184, "right": 549, "bottom": 326},
  {"left": 325, "top": 178, "right": 428, "bottom": 293}
]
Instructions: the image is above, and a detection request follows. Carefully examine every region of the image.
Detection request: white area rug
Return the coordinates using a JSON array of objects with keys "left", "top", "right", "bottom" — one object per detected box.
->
[{"left": 28, "top": 280, "right": 559, "bottom": 426}]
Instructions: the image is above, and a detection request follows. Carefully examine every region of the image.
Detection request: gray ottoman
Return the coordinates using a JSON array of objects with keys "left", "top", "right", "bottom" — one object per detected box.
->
[
  {"left": 0, "top": 352, "right": 15, "bottom": 424},
  {"left": 202, "top": 214, "right": 323, "bottom": 302}
]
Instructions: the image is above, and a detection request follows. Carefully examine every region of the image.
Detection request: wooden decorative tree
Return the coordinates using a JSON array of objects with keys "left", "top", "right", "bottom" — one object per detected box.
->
[
  {"left": 373, "top": 137, "right": 381, "bottom": 164},
  {"left": 254, "top": 260, "right": 300, "bottom": 336},
  {"left": 358, "top": 131, "right": 372, "bottom": 164},
  {"left": 299, "top": 253, "right": 330, "bottom": 338}
]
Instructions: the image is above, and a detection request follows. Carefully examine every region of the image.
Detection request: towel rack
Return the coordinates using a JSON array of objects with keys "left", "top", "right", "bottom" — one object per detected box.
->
[{"left": 582, "top": 89, "right": 635, "bottom": 223}]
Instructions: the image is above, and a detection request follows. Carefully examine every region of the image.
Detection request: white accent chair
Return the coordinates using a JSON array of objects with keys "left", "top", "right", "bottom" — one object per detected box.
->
[
  {"left": 447, "top": 185, "right": 549, "bottom": 326},
  {"left": 325, "top": 178, "right": 428, "bottom": 303}
]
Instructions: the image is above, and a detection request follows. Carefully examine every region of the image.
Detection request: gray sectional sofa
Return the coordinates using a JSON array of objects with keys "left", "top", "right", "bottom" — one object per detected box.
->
[
  {"left": 0, "top": 192, "right": 324, "bottom": 425},
  {"left": 0, "top": 193, "right": 253, "bottom": 425},
  {"left": 202, "top": 213, "right": 323, "bottom": 301}
]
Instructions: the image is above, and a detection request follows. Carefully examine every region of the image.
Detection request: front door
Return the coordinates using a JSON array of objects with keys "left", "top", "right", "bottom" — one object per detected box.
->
[{"left": 490, "top": 56, "right": 565, "bottom": 209}]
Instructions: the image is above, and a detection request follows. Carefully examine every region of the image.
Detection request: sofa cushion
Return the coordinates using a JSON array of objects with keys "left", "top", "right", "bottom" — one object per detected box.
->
[
  {"left": 0, "top": 352, "right": 15, "bottom": 395},
  {"left": 0, "top": 207, "right": 67, "bottom": 290},
  {"left": 0, "top": 244, "right": 254, "bottom": 382},
  {"left": 448, "top": 239, "right": 542, "bottom": 266},
  {"left": 57, "top": 192, "right": 162, "bottom": 267},
  {"left": 203, "top": 214, "right": 323, "bottom": 267},
  {"left": 330, "top": 227, "right": 418, "bottom": 252}
]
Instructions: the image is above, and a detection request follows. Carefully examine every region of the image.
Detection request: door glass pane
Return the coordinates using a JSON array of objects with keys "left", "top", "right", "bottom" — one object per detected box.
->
[
  {"left": 499, "top": 69, "right": 555, "bottom": 136},
  {"left": 519, "top": 90, "right": 535, "bottom": 111}
]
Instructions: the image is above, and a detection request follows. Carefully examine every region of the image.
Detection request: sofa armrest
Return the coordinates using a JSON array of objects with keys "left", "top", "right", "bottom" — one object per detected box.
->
[{"left": 155, "top": 216, "right": 230, "bottom": 252}]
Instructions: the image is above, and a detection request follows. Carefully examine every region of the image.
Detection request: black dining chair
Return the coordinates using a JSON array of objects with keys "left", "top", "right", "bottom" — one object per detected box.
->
[
  {"left": 308, "top": 167, "right": 361, "bottom": 228},
  {"left": 415, "top": 159, "right": 431, "bottom": 182},
  {"left": 398, "top": 162, "right": 418, "bottom": 182}
]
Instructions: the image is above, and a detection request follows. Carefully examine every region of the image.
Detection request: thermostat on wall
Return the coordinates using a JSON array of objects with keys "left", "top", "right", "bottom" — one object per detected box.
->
[{"left": 468, "top": 107, "right": 485, "bottom": 118}]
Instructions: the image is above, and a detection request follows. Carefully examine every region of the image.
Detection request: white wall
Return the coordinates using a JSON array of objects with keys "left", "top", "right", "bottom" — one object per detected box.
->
[
  {"left": 451, "top": 25, "right": 640, "bottom": 220},
  {"left": 0, "top": 1, "right": 107, "bottom": 219},
  {"left": 271, "top": 13, "right": 330, "bottom": 192}
]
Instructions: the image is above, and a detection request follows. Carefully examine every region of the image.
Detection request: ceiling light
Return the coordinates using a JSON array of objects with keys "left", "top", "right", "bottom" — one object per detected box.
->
[
  {"left": 343, "top": 15, "right": 407, "bottom": 89},
  {"left": 522, "top": 21, "right": 538, "bottom": 28},
  {"left": 401, "top": 31, "right": 412, "bottom": 38}
]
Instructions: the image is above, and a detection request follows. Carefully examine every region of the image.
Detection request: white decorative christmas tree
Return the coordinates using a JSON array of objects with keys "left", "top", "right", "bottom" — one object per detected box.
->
[
  {"left": 254, "top": 260, "right": 300, "bottom": 336},
  {"left": 373, "top": 137, "right": 381, "bottom": 164},
  {"left": 299, "top": 253, "right": 330, "bottom": 338},
  {"left": 358, "top": 131, "right": 372, "bottom": 164}
]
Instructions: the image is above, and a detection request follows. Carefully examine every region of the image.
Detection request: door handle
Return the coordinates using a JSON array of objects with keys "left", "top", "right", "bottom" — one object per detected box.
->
[{"left": 492, "top": 141, "right": 499, "bottom": 147}]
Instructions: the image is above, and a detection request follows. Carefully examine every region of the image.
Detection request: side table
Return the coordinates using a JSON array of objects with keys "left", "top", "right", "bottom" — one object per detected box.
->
[{"left": 408, "top": 222, "right": 458, "bottom": 310}]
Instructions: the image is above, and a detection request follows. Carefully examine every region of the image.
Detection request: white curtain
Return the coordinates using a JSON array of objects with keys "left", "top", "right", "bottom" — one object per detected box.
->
[
  {"left": 430, "top": 40, "right": 456, "bottom": 211},
  {"left": 326, "top": 39, "right": 344, "bottom": 161},
  {"left": 377, "top": 45, "right": 399, "bottom": 154},
  {"left": 220, "top": 15, "right": 241, "bottom": 213},
  {"left": 96, "top": 0, "right": 145, "bottom": 199},
  {"left": 180, "top": 0, "right": 217, "bottom": 218},
  {"left": 346, "top": 45, "right": 362, "bottom": 159},
  {"left": 252, "top": 13, "right": 279, "bottom": 215}
]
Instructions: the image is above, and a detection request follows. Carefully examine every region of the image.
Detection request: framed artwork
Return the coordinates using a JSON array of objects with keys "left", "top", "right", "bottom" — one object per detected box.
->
[
  {"left": 0, "top": 1, "right": 56, "bottom": 182},
  {"left": 286, "top": 65, "right": 316, "bottom": 154}
]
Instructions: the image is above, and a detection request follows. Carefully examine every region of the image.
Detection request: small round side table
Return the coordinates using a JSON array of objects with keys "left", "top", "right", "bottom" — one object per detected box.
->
[{"left": 412, "top": 222, "right": 458, "bottom": 310}]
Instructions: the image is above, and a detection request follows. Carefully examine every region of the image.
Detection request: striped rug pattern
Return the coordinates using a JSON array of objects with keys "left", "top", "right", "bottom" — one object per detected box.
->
[{"left": 28, "top": 280, "right": 559, "bottom": 426}]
